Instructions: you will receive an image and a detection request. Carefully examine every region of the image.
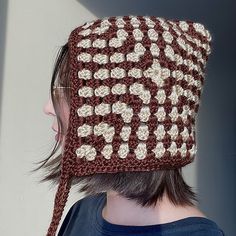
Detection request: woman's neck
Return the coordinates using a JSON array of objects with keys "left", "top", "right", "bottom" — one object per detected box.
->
[{"left": 102, "top": 190, "right": 206, "bottom": 226}]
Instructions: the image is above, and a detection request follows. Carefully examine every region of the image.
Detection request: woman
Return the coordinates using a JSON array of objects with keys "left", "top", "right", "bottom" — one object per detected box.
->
[{"left": 37, "top": 15, "right": 225, "bottom": 236}]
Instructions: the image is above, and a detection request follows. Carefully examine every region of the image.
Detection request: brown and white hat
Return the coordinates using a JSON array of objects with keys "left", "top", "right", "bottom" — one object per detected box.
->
[{"left": 46, "top": 15, "right": 212, "bottom": 235}]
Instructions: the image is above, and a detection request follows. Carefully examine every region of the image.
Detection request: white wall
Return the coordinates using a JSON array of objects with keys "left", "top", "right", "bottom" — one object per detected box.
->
[
  {"left": 0, "top": 1, "right": 95, "bottom": 235},
  {"left": 0, "top": 1, "right": 201, "bottom": 236}
]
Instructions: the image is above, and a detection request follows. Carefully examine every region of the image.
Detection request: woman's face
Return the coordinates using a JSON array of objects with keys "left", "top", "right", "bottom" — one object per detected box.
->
[{"left": 43, "top": 91, "right": 70, "bottom": 149}]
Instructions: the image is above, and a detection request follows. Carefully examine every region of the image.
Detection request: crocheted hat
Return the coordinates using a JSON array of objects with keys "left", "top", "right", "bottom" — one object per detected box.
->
[{"left": 46, "top": 15, "right": 212, "bottom": 235}]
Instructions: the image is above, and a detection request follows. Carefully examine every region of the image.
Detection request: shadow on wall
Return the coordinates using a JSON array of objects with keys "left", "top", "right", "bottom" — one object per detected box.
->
[
  {"left": 75, "top": 1, "right": 236, "bottom": 235},
  {"left": 77, "top": 0, "right": 216, "bottom": 21},
  {"left": 0, "top": 0, "right": 8, "bottom": 138}
]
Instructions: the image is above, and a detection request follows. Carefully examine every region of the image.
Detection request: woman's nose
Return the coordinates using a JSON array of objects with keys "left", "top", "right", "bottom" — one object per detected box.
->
[{"left": 43, "top": 98, "right": 55, "bottom": 116}]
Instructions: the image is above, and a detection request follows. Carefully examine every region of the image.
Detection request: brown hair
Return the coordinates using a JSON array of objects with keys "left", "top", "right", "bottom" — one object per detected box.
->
[{"left": 33, "top": 43, "right": 198, "bottom": 207}]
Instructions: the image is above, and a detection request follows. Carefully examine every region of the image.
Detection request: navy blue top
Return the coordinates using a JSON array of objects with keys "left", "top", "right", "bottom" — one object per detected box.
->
[{"left": 58, "top": 192, "right": 225, "bottom": 236}]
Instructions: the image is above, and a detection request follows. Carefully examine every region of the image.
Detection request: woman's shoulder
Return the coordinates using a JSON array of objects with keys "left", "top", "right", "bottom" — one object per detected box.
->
[
  {"left": 180, "top": 217, "right": 225, "bottom": 236},
  {"left": 63, "top": 192, "right": 105, "bottom": 218},
  {"left": 58, "top": 193, "right": 105, "bottom": 235},
  {"left": 171, "top": 206, "right": 225, "bottom": 235}
]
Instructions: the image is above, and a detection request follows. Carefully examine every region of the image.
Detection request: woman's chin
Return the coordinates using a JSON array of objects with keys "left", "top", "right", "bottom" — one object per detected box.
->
[
  {"left": 55, "top": 133, "right": 64, "bottom": 143},
  {"left": 55, "top": 133, "right": 66, "bottom": 151},
  {"left": 55, "top": 133, "right": 60, "bottom": 141}
]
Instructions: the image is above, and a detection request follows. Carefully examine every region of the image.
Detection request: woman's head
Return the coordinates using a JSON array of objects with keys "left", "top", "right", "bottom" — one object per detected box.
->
[
  {"left": 38, "top": 41, "right": 199, "bottom": 209},
  {"left": 39, "top": 16, "right": 212, "bottom": 236}
]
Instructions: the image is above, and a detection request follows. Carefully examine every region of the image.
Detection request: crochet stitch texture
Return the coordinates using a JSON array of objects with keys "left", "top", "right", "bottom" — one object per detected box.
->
[{"left": 46, "top": 15, "right": 212, "bottom": 236}]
